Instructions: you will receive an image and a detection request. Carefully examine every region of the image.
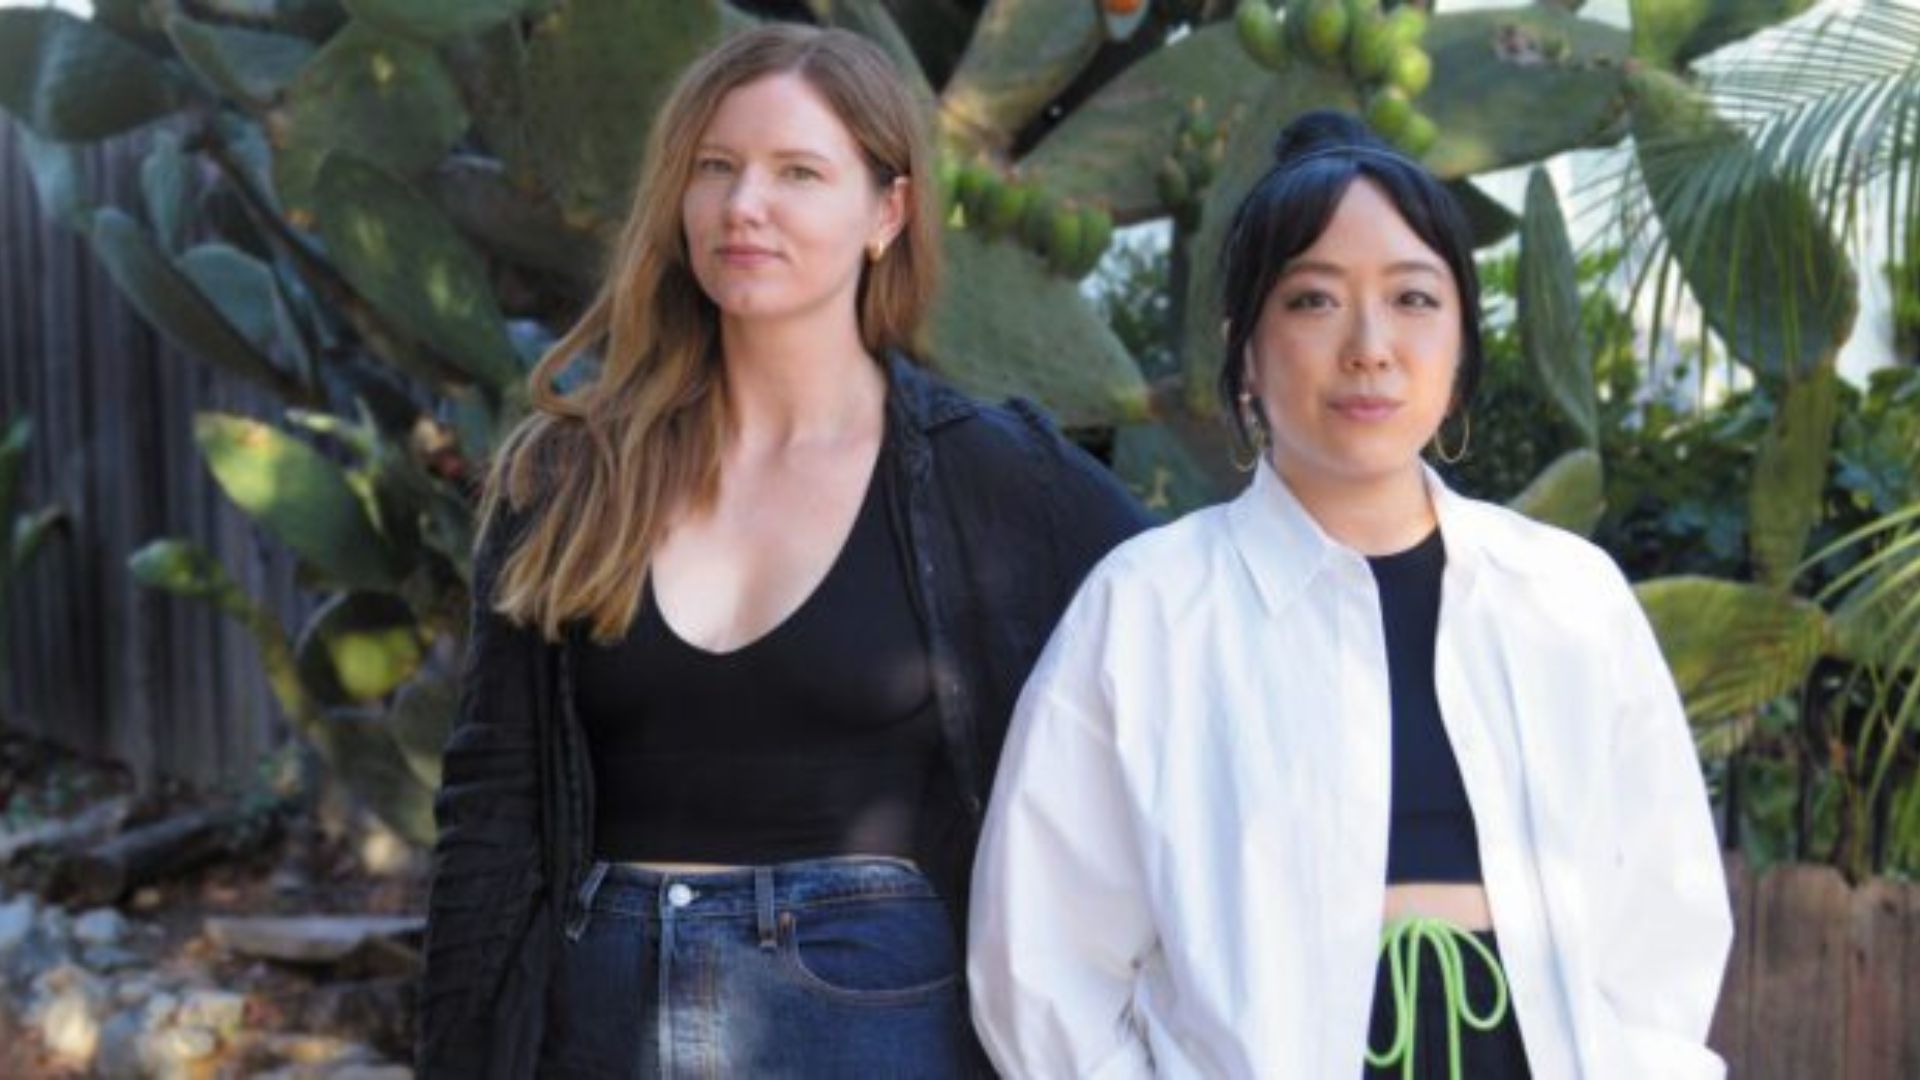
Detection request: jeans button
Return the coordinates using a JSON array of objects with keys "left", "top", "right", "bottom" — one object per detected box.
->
[{"left": 666, "top": 882, "right": 694, "bottom": 908}]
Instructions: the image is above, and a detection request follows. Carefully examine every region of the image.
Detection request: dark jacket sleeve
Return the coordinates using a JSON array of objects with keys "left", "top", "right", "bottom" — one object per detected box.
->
[
  {"left": 1004, "top": 398, "right": 1156, "bottom": 607},
  {"left": 416, "top": 507, "right": 553, "bottom": 1078}
]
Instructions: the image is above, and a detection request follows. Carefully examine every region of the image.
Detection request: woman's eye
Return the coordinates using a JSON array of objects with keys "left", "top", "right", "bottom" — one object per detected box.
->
[
  {"left": 695, "top": 158, "right": 734, "bottom": 176},
  {"left": 1400, "top": 290, "right": 1442, "bottom": 309},
  {"left": 783, "top": 164, "right": 822, "bottom": 181},
  {"left": 1284, "top": 291, "right": 1335, "bottom": 311}
]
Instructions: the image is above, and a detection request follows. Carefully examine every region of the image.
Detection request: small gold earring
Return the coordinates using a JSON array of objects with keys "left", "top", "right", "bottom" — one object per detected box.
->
[
  {"left": 1430, "top": 411, "right": 1471, "bottom": 465},
  {"left": 866, "top": 241, "right": 885, "bottom": 263}
]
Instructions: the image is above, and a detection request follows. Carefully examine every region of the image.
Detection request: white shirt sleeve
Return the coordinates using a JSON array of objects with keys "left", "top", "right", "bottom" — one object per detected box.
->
[
  {"left": 1593, "top": 588, "right": 1735, "bottom": 1080},
  {"left": 968, "top": 591, "right": 1159, "bottom": 1080}
]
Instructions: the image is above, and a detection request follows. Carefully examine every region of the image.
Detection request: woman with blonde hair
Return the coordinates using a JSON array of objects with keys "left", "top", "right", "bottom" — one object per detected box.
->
[
  {"left": 969, "top": 111, "right": 1730, "bottom": 1078},
  {"left": 417, "top": 23, "right": 1147, "bottom": 1078}
]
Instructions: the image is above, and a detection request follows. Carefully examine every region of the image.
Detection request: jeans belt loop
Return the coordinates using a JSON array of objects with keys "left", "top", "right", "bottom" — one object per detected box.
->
[
  {"left": 755, "top": 866, "right": 777, "bottom": 951},
  {"left": 564, "top": 860, "right": 610, "bottom": 943}
]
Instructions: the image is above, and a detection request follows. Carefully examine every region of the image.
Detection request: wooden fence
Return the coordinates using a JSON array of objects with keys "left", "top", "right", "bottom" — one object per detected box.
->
[
  {"left": 1, "top": 118, "right": 313, "bottom": 790},
  {"left": 1712, "top": 855, "right": 1920, "bottom": 1078}
]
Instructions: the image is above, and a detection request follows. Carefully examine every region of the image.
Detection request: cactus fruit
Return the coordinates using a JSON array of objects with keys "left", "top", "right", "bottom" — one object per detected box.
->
[
  {"left": 1386, "top": 45, "right": 1431, "bottom": 97},
  {"left": 1346, "top": 13, "right": 1396, "bottom": 81},
  {"left": 935, "top": 157, "right": 961, "bottom": 214},
  {"left": 1364, "top": 86, "right": 1415, "bottom": 142},
  {"left": 1021, "top": 190, "right": 1061, "bottom": 249},
  {"left": 1077, "top": 204, "right": 1115, "bottom": 276},
  {"left": 1045, "top": 205, "right": 1084, "bottom": 275},
  {"left": 955, "top": 160, "right": 995, "bottom": 222},
  {"left": 1236, "top": 0, "right": 1288, "bottom": 71},
  {"left": 1397, "top": 111, "right": 1438, "bottom": 156},
  {"left": 1300, "top": 0, "right": 1351, "bottom": 63},
  {"left": 982, "top": 179, "right": 1030, "bottom": 237},
  {"left": 1382, "top": 6, "right": 1427, "bottom": 47}
]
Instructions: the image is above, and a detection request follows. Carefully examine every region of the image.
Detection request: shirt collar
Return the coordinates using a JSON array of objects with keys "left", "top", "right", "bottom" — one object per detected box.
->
[{"left": 1225, "top": 459, "right": 1489, "bottom": 617}]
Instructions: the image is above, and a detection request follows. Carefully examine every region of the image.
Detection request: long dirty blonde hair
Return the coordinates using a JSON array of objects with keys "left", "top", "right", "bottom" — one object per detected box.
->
[{"left": 479, "top": 24, "right": 940, "bottom": 643}]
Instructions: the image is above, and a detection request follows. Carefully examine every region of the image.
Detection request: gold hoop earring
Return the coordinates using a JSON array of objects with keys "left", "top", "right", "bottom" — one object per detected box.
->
[
  {"left": 1430, "top": 411, "right": 1471, "bottom": 465},
  {"left": 1230, "top": 390, "right": 1267, "bottom": 473},
  {"left": 866, "top": 241, "right": 885, "bottom": 263}
]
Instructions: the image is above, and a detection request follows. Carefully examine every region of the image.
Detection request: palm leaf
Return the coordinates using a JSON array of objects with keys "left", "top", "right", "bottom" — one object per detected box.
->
[
  {"left": 1804, "top": 502, "right": 1920, "bottom": 806},
  {"left": 1582, "top": 0, "right": 1918, "bottom": 383}
]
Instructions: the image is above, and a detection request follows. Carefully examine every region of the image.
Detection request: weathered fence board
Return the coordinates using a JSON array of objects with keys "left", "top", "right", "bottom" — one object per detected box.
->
[
  {"left": 1844, "top": 876, "right": 1909, "bottom": 1079},
  {"left": 1710, "top": 861, "right": 1920, "bottom": 1079},
  {"left": 1, "top": 118, "right": 315, "bottom": 789},
  {"left": 1710, "top": 852, "right": 1754, "bottom": 1077}
]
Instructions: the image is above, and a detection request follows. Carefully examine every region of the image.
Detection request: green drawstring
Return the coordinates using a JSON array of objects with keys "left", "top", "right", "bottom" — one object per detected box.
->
[{"left": 1363, "top": 916, "right": 1510, "bottom": 1080}]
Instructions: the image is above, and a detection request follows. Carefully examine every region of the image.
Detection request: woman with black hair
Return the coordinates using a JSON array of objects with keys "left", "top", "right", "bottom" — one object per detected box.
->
[{"left": 966, "top": 111, "right": 1731, "bottom": 1079}]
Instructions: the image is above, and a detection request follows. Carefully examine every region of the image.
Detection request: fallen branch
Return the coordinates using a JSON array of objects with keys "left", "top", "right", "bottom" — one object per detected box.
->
[
  {"left": 50, "top": 804, "right": 275, "bottom": 906},
  {"left": 0, "top": 796, "right": 132, "bottom": 865}
]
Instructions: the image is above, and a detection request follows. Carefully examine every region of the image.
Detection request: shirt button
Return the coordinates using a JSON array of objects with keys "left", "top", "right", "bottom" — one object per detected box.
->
[{"left": 667, "top": 883, "right": 694, "bottom": 908}]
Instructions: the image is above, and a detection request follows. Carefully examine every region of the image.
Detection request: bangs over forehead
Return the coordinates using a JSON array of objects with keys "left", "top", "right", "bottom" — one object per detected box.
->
[{"left": 1215, "top": 132, "right": 1485, "bottom": 447}]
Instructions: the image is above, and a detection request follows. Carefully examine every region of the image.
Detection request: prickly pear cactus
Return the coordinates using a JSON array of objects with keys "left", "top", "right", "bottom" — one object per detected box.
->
[{"left": 0, "top": 0, "right": 1843, "bottom": 835}]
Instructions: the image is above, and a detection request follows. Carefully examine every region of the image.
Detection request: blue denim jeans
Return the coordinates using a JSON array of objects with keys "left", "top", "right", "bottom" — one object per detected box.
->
[{"left": 539, "top": 857, "right": 971, "bottom": 1078}]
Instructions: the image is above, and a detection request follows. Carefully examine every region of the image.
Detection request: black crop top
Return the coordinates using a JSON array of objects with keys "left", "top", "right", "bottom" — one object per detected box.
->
[
  {"left": 573, "top": 457, "right": 941, "bottom": 865},
  {"left": 1368, "top": 529, "right": 1484, "bottom": 884}
]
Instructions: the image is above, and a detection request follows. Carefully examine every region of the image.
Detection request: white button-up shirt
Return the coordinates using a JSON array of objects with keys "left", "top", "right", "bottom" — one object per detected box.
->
[{"left": 969, "top": 461, "right": 1732, "bottom": 1079}]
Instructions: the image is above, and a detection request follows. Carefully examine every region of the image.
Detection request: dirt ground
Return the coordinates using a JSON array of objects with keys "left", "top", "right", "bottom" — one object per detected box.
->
[{"left": 0, "top": 729, "right": 429, "bottom": 1076}]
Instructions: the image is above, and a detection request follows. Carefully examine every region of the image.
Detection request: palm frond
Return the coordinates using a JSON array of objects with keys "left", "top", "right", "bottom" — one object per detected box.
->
[{"left": 1580, "top": 0, "right": 1920, "bottom": 384}]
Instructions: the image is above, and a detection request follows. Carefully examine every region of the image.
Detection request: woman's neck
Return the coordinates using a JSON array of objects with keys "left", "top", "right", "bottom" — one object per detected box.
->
[
  {"left": 1273, "top": 458, "right": 1436, "bottom": 557},
  {"left": 718, "top": 315, "right": 885, "bottom": 452}
]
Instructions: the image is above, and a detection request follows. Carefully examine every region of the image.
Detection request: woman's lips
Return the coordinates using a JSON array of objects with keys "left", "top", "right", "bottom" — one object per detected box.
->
[
  {"left": 1329, "top": 395, "right": 1402, "bottom": 422},
  {"left": 716, "top": 245, "right": 779, "bottom": 266}
]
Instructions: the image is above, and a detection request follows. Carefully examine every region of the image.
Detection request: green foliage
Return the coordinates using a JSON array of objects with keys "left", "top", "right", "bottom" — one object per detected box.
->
[
  {"left": 0, "top": 8, "right": 186, "bottom": 141},
  {"left": 1635, "top": 575, "right": 1830, "bottom": 723},
  {"left": 1516, "top": 169, "right": 1597, "bottom": 445},
  {"left": 1630, "top": 0, "right": 1816, "bottom": 69},
  {"left": 3, "top": 0, "right": 1887, "bottom": 859},
  {"left": 88, "top": 210, "right": 314, "bottom": 404},
  {"left": 930, "top": 229, "right": 1150, "bottom": 427},
  {"left": 194, "top": 413, "right": 404, "bottom": 593},
  {"left": 271, "top": 20, "right": 472, "bottom": 219},
  {"left": 165, "top": 16, "right": 315, "bottom": 109},
  {"left": 1507, "top": 449, "right": 1606, "bottom": 537},
  {"left": 0, "top": 418, "right": 68, "bottom": 716},
  {"left": 313, "top": 154, "right": 521, "bottom": 390}
]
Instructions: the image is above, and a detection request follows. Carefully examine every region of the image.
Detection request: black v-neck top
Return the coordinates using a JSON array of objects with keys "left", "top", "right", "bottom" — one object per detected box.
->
[
  {"left": 1368, "top": 528, "right": 1484, "bottom": 884},
  {"left": 573, "top": 459, "right": 941, "bottom": 864}
]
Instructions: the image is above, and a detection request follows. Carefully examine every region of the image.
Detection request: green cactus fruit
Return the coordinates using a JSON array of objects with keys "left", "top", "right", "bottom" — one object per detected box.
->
[
  {"left": 1078, "top": 205, "right": 1115, "bottom": 276},
  {"left": 1396, "top": 111, "right": 1438, "bottom": 156},
  {"left": 1301, "top": 0, "right": 1350, "bottom": 63},
  {"left": 936, "top": 157, "right": 961, "bottom": 209},
  {"left": 1386, "top": 46, "right": 1431, "bottom": 97},
  {"left": 1235, "top": 0, "right": 1288, "bottom": 71},
  {"left": 1382, "top": 6, "right": 1427, "bottom": 46},
  {"left": 1346, "top": 15, "right": 1395, "bottom": 81},
  {"left": 1021, "top": 190, "right": 1061, "bottom": 251},
  {"left": 983, "top": 180, "right": 1031, "bottom": 238},
  {"left": 955, "top": 161, "right": 995, "bottom": 221},
  {"left": 1046, "top": 206, "right": 1085, "bottom": 276},
  {"left": 1364, "top": 86, "right": 1414, "bottom": 142},
  {"left": 1156, "top": 155, "right": 1191, "bottom": 208}
]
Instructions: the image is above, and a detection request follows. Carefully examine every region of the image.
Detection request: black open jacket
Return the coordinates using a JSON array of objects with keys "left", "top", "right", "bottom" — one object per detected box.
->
[{"left": 417, "top": 356, "right": 1153, "bottom": 1076}]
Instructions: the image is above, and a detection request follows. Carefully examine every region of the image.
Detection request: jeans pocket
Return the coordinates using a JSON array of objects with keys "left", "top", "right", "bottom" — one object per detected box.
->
[{"left": 778, "top": 895, "right": 960, "bottom": 1005}]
